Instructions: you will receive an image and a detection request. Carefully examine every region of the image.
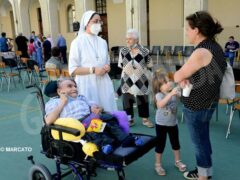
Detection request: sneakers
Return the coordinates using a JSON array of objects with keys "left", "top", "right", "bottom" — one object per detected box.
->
[
  {"left": 175, "top": 160, "right": 187, "bottom": 172},
  {"left": 142, "top": 119, "right": 154, "bottom": 128},
  {"left": 134, "top": 136, "right": 144, "bottom": 146},
  {"left": 155, "top": 163, "right": 166, "bottom": 176},
  {"left": 101, "top": 144, "right": 113, "bottom": 155},
  {"left": 183, "top": 168, "right": 212, "bottom": 180}
]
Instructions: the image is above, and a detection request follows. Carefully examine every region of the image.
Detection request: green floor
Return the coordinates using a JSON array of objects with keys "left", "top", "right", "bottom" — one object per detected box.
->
[{"left": 0, "top": 80, "right": 240, "bottom": 180}]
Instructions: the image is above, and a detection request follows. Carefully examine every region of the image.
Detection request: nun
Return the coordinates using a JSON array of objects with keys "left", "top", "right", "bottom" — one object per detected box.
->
[{"left": 68, "top": 10, "right": 117, "bottom": 112}]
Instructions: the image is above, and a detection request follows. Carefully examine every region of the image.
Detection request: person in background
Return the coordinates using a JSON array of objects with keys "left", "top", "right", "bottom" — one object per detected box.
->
[
  {"left": 34, "top": 35, "right": 43, "bottom": 70},
  {"left": 15, "top": 33, "right": 29, "bottom": 57},
  {"left": 45, "top": 47, "right": 62, "bottom": 71},
  {"left": 224, "top": 36, "right": 239, "bottom": 66},
  {"left": 47, "top": 34, "right": 54, "bottom": 47},
  {"left": 174, "top": 11, "right": 226, "bottom": 180},
  {"left": 118, "top": 29, "right": 153, "bottom": 128},
  {"left": 152, "top": 71, "right": 186, "bottom": 176},
  {"left": 68, "top": 10, "right": 117, "bottom": 112},
  {"left": 29, "top": 31, "right": 37, "bottom": 41},
  {"left": 0, "top": 32, "right": 8, "bottom": 52},
  {"left": 42, "top": 36, "right": 52, "bottom": 62},
  {"left": 57, "top": 34, "right": 67, "bottom": 64},
  {"left": 28, "top": 39, "right": 36, "bottom": 61}
]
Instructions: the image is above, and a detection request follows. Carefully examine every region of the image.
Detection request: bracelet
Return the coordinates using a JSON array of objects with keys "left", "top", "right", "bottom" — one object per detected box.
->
[
  {"left": 89, "top": 67, "right": 93, "bottom": 74},
  {"left": 92, "top": 67, "right": 95, "bottom": 74}
]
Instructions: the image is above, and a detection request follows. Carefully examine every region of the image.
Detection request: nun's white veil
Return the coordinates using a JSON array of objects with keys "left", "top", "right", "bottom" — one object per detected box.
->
[{"left": 78, "top": 10, "right": 96, "bottom": 37}]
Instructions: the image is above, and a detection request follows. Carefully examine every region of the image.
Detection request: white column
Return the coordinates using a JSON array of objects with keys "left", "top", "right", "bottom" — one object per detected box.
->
[
  {"left": 9, "top": 0, "right": 19, "bottom": 35},
  {"left": 47, "top": 0, "right": 59, "bottom": 44},
  {"left": 39, "top": 0, "right": 50, "bottom": 36},
  {"left": 19, "top": 0, "right": 31, "bottom": 36},
  {"left": 183, "top": 0, "right": 208, "bottom": 45},
  {"left": 75, "top": 0, "right": 95, "bottom": 22},
  {"left": 125, "top": 0, "right": 147, "bottom": 45}
]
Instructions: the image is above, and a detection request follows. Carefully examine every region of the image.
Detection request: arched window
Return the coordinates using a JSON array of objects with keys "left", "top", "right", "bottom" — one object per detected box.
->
[{"left": 67, "top": 4, "right": 76, "bottom": 32}]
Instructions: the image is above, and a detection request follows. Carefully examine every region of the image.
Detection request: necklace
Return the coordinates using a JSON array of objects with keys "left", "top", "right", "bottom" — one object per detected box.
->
[{"left": 87, "top": 35, "right": 99, "bottom": 60}]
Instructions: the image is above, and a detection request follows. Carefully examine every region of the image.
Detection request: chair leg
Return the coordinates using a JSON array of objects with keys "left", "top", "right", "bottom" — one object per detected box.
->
[
  {"left": 7, "top": 77, "right": 11, "bottom": 92},
  {"left": 226, "top": 107, "right": 235, "bottom": 139},
  {"left": 216, "top": 104, "right": 218, "bottom": 121},
  {"left": 0, "top": 78, "right": 3, "bottom": 91}
]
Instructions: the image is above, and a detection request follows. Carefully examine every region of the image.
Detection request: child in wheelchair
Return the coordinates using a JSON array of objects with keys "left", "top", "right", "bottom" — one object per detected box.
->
[{"left": 45, "top": 78, "right": 143, "bottom": 154}]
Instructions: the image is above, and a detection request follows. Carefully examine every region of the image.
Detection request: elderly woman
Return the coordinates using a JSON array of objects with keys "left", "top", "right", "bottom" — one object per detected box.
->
[
  {"left": 174, "top": 11, "right": 226, "bottom": 180},
  {"left": 118, "top": 29, "right": 153, "bottom": 128},
  {"left": 68, "top": 10, "right": 117, "bottom": 112}
]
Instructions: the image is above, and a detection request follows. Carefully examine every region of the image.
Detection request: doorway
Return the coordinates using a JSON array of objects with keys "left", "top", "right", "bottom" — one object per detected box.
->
[
  {"left": 95, "top": 0, "right": 108, "bottom": 43},
  {"left": 37, "top": 8, "right": 43, "bottom": 35}
]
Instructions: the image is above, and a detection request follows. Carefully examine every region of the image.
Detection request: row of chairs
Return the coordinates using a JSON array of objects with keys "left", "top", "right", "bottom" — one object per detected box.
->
[
  {"left": 110, "top": 45, "right": 195, "bottom": 61},
  {"left": 0, "top": 55, "right": 70, "bottom": 92}
]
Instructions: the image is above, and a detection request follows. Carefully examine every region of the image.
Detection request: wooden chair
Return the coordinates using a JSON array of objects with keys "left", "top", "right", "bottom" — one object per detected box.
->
[
  {"left": 61, "top": 69, "right": 70, "bottom": 78},
  {"left": 226, "top": 81, "right": 240, "bottom": 138},
  {"left": 34, "top": 65, "right": 49, "bottom": 91},
  {"left": 45, "top": 68, "right": 61, "bottom": 81},
  {"left": 21, "top": 57, "right": 33, "bottom": 84},
  {"left": 0, "top": 61, "right": 20, "bottom": 92}
]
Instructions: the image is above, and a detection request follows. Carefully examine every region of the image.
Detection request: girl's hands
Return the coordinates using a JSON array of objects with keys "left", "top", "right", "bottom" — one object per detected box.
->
[{"left": 170, "top": 87, "right": 179, "bottom": 96}]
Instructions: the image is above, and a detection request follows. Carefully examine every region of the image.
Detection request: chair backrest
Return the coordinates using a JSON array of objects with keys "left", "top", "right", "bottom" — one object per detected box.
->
[
  {"left": 0, "top": 61, "right": 6, "bottom": 68},
  {"left": 183, "top": 46, "right": 194, "bottom": 56},
  {"left": 151, "top": 46, "right": 161, "bottom": 55},
  {"left": 3, "top": 58, "right": 18, "bottom": 70},
  {"left": 111, "top": 46, "right": 119, "bottom": 55},
  {"left": 27, "top": 60, "right": 38, "bottom": 70},
  {"left": 15, "top": 51, "right": 22, "bottom": 57},
  {"left": 172, "top": 46, "right": 184, "bottom": 56},
  {"left": 235, "top": 81, "right": 240, "bottom": 93},
  {"left": 61, "top": 69, "right": 70, "bottom": 77},
  {"left": 161, "top": 46, "right": 172, "bottom": 55},
  {"left": 109, "top": 63, "right": 122, "bottom": 79},
  {"left": 46, "top": 68, "right": 61, "bottom": 80}
]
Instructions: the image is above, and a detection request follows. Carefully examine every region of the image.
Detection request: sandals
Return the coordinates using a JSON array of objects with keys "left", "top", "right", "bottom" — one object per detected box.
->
[
  {"left": 142, "top": 118, "right": 154, "bottom": 128},
  {"left": 155, "top": 163, "right": 166, "bottom": 176},
  {"left": 175, "top": 160, "right": 187, "bottom": 172}
]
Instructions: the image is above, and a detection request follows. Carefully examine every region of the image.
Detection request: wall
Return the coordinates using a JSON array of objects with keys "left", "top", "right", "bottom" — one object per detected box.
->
[
  {"left": 107, "top": 0, "right": 126, "bottom": 48},
  {"left": 149, "top": 0, "right": 184, "bottom": 47},
  {"left": 208, "top": 0, "right": 240, "bottom": 47},
  {"left": 59, "top": 0, "right": 76, "bottom": 52},
  {"left": 29, "top": 0, "right": 41, "bottom": 36},
  {"left": 0, "top": 10, "right": 13, "bottom": 39}
]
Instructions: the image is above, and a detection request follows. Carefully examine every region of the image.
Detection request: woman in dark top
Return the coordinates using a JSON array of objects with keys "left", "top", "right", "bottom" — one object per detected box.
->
[{"left": 174, "top": 11, "right": 226, "bottom": 180}]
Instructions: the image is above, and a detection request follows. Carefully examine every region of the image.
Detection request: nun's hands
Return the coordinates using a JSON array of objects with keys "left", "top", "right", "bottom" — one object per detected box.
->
[{"left": 95, "top": 67, "right": 106, "bottom": 76}]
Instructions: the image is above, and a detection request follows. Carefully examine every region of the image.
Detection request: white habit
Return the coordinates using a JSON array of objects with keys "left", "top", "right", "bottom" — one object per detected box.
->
[{"left": 69, "top": 32, "right": 117, "bottom": 112}]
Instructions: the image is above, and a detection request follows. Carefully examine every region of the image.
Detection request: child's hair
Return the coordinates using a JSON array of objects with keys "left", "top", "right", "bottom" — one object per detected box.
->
[{"left": 152, "top": 70, "right": 168, "bottom": 107}]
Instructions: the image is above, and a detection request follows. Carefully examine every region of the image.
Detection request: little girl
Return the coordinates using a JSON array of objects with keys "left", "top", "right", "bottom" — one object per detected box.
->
[{"left": 152, "top": 71, "right": 186, "bottom": 176}]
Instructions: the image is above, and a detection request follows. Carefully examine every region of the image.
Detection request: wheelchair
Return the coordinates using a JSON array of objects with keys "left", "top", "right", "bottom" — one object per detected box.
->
[{"left": 27, "top": 81, "right": 157, "bottom": 180}]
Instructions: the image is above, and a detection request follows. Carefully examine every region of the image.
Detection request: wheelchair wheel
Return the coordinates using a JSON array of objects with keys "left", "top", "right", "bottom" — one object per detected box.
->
[{"left": 29, "top": 164, "right": 52, "bottom": 180}]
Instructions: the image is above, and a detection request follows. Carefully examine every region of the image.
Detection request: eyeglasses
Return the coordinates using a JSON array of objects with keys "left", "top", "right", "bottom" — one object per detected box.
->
[{"left": 90, "top": 20, "right": 103, "bottom": 25}]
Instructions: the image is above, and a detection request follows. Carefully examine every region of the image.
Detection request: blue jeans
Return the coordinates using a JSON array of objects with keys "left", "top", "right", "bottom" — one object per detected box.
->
[
  {"left": 224, "top": 51, "right": 235, "bottom": 66},
  {"left": 183, "top": 103, "right": 216, "bottom": 177}
]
